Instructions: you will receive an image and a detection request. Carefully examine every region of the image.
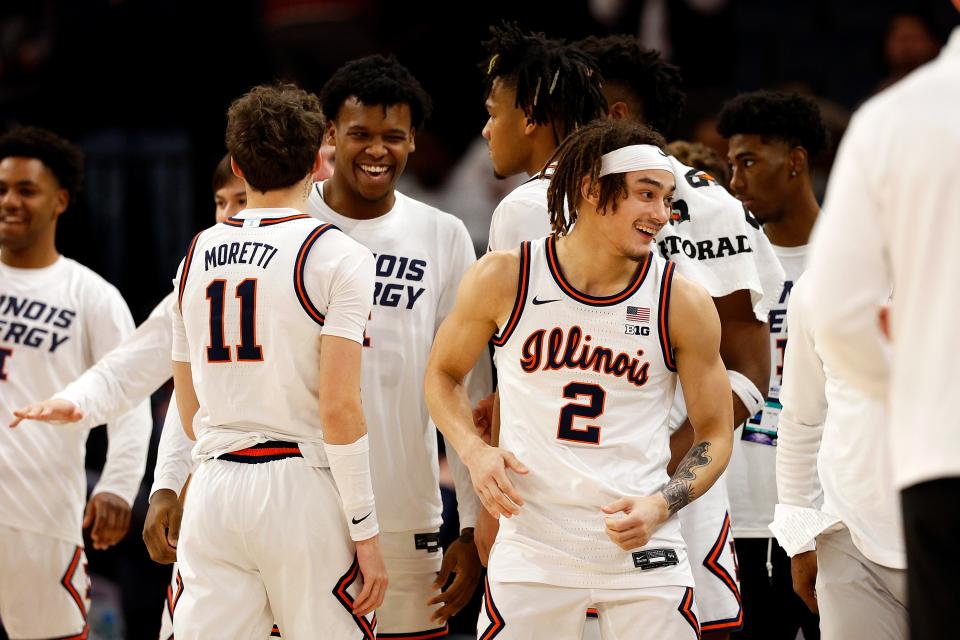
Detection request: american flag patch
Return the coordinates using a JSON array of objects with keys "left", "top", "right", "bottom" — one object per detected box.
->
[{"left": 626, "top": 306, "right": 651, "bottom": 323}]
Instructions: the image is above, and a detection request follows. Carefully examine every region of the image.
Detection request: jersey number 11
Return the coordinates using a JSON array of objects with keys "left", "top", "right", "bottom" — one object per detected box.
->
[{"left": 206, "top": 278, "right": 263, "bottom": 363}]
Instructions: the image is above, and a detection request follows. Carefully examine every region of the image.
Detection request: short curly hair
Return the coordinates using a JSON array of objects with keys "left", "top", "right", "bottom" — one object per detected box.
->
[
  {"left": 320, "top": 55, "right": 432, "bottom": 130},
  {"left": 663, "top": 140, "right": 730, "bottom": 188},
  {"left": 547, "top": 119, "right": 667, "bottom": 236},
  {"left": 0, "top": 126, "right": 84, "bottom": 201},
  {"left": 717, "top": 91, "right": 828, "bottom": 158},
  {"left": 575, "top": 35, "right": 685, "bottom": 138},
  {"left": 225, "top": 83, "right": 325, "bottom": 192},
  {"left": 482, "top": 22, "right": 607, "bottom": 140}
]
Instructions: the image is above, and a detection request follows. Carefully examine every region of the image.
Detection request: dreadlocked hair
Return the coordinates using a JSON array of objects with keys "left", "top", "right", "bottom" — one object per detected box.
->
[
  {"left": 481, "top": 22, "right": 607, "bottom": 141},
  {"left": 547, "top": 119, "right": 666, "bottom": 237},
  {"left": 575, "top": 35, "right": 685, "bottom": 137}
]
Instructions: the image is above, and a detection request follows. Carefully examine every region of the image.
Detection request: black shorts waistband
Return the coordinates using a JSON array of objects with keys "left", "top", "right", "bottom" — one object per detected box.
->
[{"left": 218, "top": 441, "right": 303, "bottom": 464}]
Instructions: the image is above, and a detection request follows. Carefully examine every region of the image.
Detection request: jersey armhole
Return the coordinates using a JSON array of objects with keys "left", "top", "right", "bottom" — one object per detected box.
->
[
  {"left": 293, "top": 223, "right": 338, "bottom": 326},
  {"left": 177, "top": 231, "right": 203, "bottom": 312},
  {"left": 491, "top": 241, "right": 531, "bottom": 347},
  {"left": 658, "top": 260, "right": 678, "bottom": 372}
]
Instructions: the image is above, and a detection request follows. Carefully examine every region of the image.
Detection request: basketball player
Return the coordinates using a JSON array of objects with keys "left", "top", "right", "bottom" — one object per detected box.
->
[
  {"left": 171, "top": 83, "right": 386, "bottom": 639},
  {"left": 482, "top": 22, "right": 607, "bottom": 253},
  {"left": 0, "top": 126, "right": 152, "bottom": 639},
  {"left": 426, "top": 119, "right": 734, "bottom": 640},
  {"left": 716, "top": 90, "right": 827, "bottom": 640},
  {"left": 310, "top": 54, "right": 490, "bottom": 636}
]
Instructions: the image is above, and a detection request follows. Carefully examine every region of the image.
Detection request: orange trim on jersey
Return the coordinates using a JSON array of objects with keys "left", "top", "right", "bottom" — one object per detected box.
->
[
  {"left": 479, "top": 577, "right": 505, "bottom": 640},
  {"left": 53, "top": 545, "right": 90, "bottom": 640},
  {"left": 545, "top": 235, "right": 652, "bottom": 307},
  {"left": 700, "top": 512, "right": 744, "bottom": 632},
  {"left": 178, "top": 231, "right": 203, "bottom": 312},
  {"left": 229, "top": 446, "right": 301, "bottom": 457},
  {"left": 49, "top": 625, "right": 90, "bottom": 640},
  {"left": 677, "top": 586, "right": 701, "bottom": 638},
  {"left": 377, "top": 626, "right": 448, "bottom": 639},
  {"left": 491, "top": 241, "right": 531, "bottom": 347},
  {"left": 270, "top": 625, "right": 282, "bottom": 637},
  {"left": 585, "top": 608, "right": 599, "bottom": 617},
  {"left": 657, "top": 260, "right": 678, "bottom": 372},
  {"left": 294, "top": 224, "right": 336, "bottom": 326},
  {"left": 221, "top": 213, "right": 312, "bottom": 228}
]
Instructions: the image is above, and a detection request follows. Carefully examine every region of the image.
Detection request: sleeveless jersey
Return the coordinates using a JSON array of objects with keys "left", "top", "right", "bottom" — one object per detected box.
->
[
  {"left": 171, "top": 208, "right": 374, "bottom": 460},
  {"left": 491, "top": 236, "right": 691, "bottom": 589}
]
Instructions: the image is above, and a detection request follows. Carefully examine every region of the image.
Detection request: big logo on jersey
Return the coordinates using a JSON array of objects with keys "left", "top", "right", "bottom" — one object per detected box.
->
[
  {"left": 0, "top": 294, "right": 75, "bottom": 353},
  {"left": 372, "top": 253, "right": 427, "bottom": 309},
  {"left": 520, "top": 325, "right": 651, "bottom": 388}
]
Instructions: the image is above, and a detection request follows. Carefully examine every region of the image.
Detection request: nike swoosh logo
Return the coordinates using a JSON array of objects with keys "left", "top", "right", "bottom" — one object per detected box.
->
[
  {"left": 351, "top": 512, "right": 372, "bottom": 525},
  {"left": 532, "top": 296, "right": 561, "bottom": 305}
]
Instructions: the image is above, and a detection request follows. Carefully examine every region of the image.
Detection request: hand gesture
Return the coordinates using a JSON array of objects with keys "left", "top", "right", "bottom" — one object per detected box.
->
[
  {"left": 142, "top": 489, "right": 182, "bottom": 564},
  {"left": 84, "top": 492, "right": 132, "bottom": 551},
  {"left": 601, "top": 495, "right": 670, "bottom": 550},
  {"left": 427, "top": 530, "right": 482, "bottom": 624},
  {"left": 10, "top": 399, "right": 84, "bottom": 428},
  {"left": 353, "top": 536, "right": 389, "bottom": 617},
  {"left": 463, "top": 444, "right": 528, "bottom": 518}
]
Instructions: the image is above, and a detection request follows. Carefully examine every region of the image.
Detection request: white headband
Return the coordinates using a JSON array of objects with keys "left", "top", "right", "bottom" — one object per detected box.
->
[{"left": 599, "top": 144, "right": 673, "bottom": 177}]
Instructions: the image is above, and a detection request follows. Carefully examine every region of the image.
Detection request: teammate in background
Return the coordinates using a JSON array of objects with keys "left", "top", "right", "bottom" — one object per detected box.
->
[
  {"left": 311, "top": 54, "right": 490, "bottom": 635},
  {"left": 482, "top": 22, "right": 607, "bottom": 252},
  {"left": 774, "top": 274, "right": 906, "bottom": 639},
  {"left": 171, "top": 83, "right": 385, "bottom": 639},
  {"left": 577, "top": 34, "right": 783, "bottom": 638},
  {"left": 716, "top": 90, "right": 827, "bottom": 640},
  {"left": 663, "top": 141, "right": 730, "bottom": 189},
  {"left": 427, "top": 119, "right": 733, "bottom": 640},
  {"left": 0, "top": 126, "right": 152, "bottom": 639}
]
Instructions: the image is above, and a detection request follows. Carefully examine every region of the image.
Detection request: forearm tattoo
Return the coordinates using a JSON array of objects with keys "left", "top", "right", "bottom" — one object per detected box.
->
[{"left": 661, "top": 441, "right": 712, "bottom": 516}]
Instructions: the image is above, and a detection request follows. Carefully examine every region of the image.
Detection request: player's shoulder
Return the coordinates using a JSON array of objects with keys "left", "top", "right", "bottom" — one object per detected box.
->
[
  {"left": 60, "top": 256, "right": 125, "bottom": 301},
  {"left": 497, "top": 175, "right": 549, "bottom": 209},
  {"left": 469, "top": 246, "right": 524, "bottom": 295},
  {"left": 668, "top": 268, "right": 716, "bottom": 319},
  {"left": 395, "top": 190, "right": 471, "bottom": 238}
]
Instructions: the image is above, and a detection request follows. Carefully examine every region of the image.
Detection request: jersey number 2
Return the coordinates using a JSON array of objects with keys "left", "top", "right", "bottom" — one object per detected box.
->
[
  {"left": 206, "top": 279, "right": 263, "bottom": 363},
  {"left": 557, "top": 382, "right": 605, "bottom": 445}
]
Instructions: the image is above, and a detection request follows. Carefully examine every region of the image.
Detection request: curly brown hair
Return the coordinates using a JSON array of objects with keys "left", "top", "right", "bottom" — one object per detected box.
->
[
  {"left": 663, "top": 140, "right": 730, "bottom": 188},
  {"left": 225, "top": 83, "right": 325, "bottom": 192},
  {"left": 547, "top": 119, "right": 666, "bottom": 236}
]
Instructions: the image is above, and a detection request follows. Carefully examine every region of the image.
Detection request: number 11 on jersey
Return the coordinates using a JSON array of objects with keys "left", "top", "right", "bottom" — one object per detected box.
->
[{"left": 206, "top": 278, "right": 263, "bottom": 363}]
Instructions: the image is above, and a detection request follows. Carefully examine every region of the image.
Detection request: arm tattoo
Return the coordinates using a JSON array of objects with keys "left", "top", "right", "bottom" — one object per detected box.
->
[{"left": 660, "top": 441, "right": 712, "bottom": 516}]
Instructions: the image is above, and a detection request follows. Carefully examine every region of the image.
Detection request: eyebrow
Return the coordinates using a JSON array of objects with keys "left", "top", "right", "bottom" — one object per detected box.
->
[
  {"left": 732, "top": 150, "right": 755, "bottom": 160},
  {"left": 635, "top": 176, "right": 676, "bottom": 194}
]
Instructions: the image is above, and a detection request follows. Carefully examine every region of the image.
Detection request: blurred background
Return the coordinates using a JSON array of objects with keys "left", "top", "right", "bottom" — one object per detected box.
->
[{"left": 1, "top": 1, "right": 956, "bottom": 638}]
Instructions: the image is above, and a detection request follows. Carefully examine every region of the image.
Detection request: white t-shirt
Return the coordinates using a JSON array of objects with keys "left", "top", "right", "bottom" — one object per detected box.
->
[
  {"left": 775, "top": 275, "right": 904, "bottom": 568},
  {"left": 172, "top": 209, "right": 374, "bottom": 459},
  {"left": 727, "top": 244, "right": 806, "bottom": 537},
  {"left": 806, "top": 27, "right": 960, "bottom": 490},
  {"left": 486, "top": 167, "right": 555, "bottom": 253},
  {"left": 310, "top": 184, "right": 491, "bottom": 532},
  {"left": 0, "top": 256, "right": 152, "bottom": 544}
]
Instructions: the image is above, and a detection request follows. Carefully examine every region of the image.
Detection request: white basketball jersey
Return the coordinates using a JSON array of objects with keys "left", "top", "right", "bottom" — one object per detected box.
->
[
  {"left": 492, "top": 236, "right": 690, "bottom": 589},
  {"left": 171, "top": 208, "right": 374, "bottom": 458}
]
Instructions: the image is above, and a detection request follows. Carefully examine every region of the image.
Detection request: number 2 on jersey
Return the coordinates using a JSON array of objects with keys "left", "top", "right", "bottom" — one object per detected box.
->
[
  {"left": 206, "top": 279, "right": 263, "bottom": 363},
  {"left": 557, "top": 382, "right": 605, "bottom": 445}
]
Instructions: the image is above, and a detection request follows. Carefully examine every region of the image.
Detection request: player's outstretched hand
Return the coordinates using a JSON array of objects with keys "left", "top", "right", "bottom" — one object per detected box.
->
[
  {"left": 428, "top": 529, "right": 482, "bottom": 624},
  {"left": 791, "top": 550, "right": 819, "bottom": 614},
  {"left": 84, "top": 492, "right": 132, "bottom": 551},
  {"left": 9, "top": 398, "right": 84, "bottom": 428},
  {"left": 601, "top": 495, "right": 670, "bottom": 551},
  {"left": 463, "top": 444, "right": 528, "bottom": 519},
  {"left": 143, "top": 489, "right": 182, "bottom": 564},
  {"left": 472, "top": 393, "right": 496, "bottom": 443},
  {"left": 475, "top": 508, "right": 499, "bottom": 566},
  {"left": 353, "top": 536, "right": 388, "bottom": 617}
]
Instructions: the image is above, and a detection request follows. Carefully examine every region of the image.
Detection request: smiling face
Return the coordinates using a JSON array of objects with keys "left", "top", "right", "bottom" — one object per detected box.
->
[
  {"left": 482, "top": 78, "right": 532, "bottom": 178},
  {"left": 591, "top": 169, "right": 674, "bottom": 260},
  {"left": 0, "top": 157, "right": 67, "bottom": 253},
  {"left": 327, "top": 97, "right": 415, "bottom": 204},
  {"left": 727, "top": 133, "right": 793, "bottom": 223}
]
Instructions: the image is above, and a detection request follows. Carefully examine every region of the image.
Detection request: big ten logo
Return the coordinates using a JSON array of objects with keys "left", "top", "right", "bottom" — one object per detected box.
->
[
  {"left": 372, "top": 253, "right": 427, "bottom": 310},
  {"left": 624, "top": 324, "right": 650, "bottom": 336}
]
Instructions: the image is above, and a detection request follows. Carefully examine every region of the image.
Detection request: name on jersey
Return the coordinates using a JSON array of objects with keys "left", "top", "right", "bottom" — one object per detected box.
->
[
  {"left": 0, "top": 295, "right": 75, "bottom": 352},
  {"left": 769, "top": 279, "right": 793, "bottom": 335},
  {"left": 372, "top": 253, "right": 427, "bottom": 310},
  {"left": 520, "top": 325, "right": 650, "bottom": 388},
  {"left": 658, "top": 234, "right": 753, "bottom": 261},
  {"left": 204, "top": 241, "right": 279, "bottom": 271}
]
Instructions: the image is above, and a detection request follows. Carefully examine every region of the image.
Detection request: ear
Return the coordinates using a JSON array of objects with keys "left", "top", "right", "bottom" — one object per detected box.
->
[
  {"left": 409, "top": 127, "right": 416, "bottom": 153},
  {"left": 52, "top": 189, "right": 69, "bottom": 218},
  {"left": 579, "top": 175, "right": 600, "bottom": 207},
  {"left": 311, "top": 148, "right": 324, "bottom": 177},
  {"left": 325, "top": 121, "right": 337, "bottom": 147},
  {"left": 523, "top": 115, "right": 538, "bottom": 137},
  {"left": 789, "top": 146, "right": 809, "bottom": 177},
  {"left": 230, "top": 156, "right": 245, "bottom": 181},
  {"left": 608, "top": 101, "right": 630, "bottom": 121}
]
